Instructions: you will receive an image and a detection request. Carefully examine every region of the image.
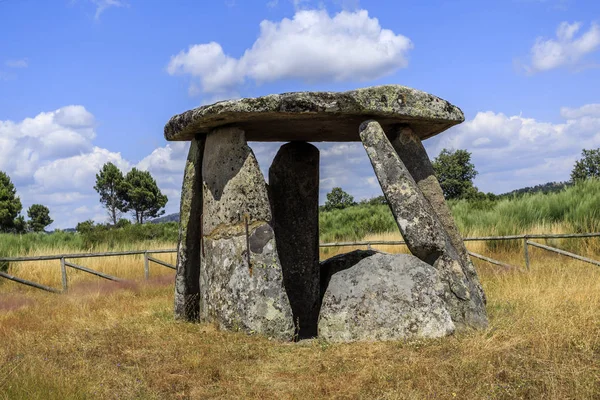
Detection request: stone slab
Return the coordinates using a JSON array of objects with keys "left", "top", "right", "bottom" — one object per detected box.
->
[
  {"left": 318, "top": 252, "right": 455, "bottom": 342},
  {"left": 174, "top": 136, "right": 205, "bottom": 321},
  {"left": 165, "top": 85, "right": 464, "bottom": 142},
  {"left": 269, "top": 142, "right": 321, "bottom": 339},
  {"left": 200, "top": 127, "right": 294, "bottom": 340},
  {"left": 359, "top": 120, "right": 488, "bottom": 330}
]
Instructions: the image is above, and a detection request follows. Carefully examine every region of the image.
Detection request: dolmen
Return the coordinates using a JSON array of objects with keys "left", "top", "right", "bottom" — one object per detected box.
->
[{"left": 165, "top": 85, "right": 488, "bottom": 342}]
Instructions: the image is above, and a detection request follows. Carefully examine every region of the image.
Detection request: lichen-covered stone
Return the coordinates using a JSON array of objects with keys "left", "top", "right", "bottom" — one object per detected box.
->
[
  {"left": 318, "top": 252, "right": 455, "bottom": 342},
  {"left": 201, "top": 127, "right": 294, "bottom": 340},
  {"left": 174, "top": 136, "right": 205, "bottom": 321},
  {"left": 359, "top": 120, "right": 488, "bottom": 330},
  {"left": 319, "top": 249, "right": 376, "bottom": 301},
  {"left": 269, "top": 142, "right": 320, "bottom": 339},
  {"left": 391, "top": 126, "right": 486, "bottom": 305},
  {"left": 164, "top": 85, "right": 464, "bottom": 142}
]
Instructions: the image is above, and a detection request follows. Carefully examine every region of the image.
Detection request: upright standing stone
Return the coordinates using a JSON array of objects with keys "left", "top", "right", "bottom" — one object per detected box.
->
[
  {"left": 390, "top": 126, "right": 486, "bottom": 304},
  {"left": 359, "top": 120, "right": 488, "bottom": 330},
  {"left": 174, "top": 136, "right": 205, "bottom": 321},
  {"left": 201, "top": 127, "right": 294, "bottom": 340},
  {"left": 269, "top": 142, "right": 320, "bottom": 339}
]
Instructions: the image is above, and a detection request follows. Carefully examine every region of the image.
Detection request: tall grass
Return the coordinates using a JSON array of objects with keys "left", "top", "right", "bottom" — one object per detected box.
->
[
  {"left": 0, "top": 222, "right": 179, "bottom": 258},
  {"left": 319, "top": 179, "right": 600, "bottom": 253},
  {"left": 451, "top": 179, "right": 600, "bottom": 237},
  {"left": 0, "top": 231, "right": 84, "bottom": 257},
  {"left": 319, "top": 204, "right": 396, "bottom": 243}
]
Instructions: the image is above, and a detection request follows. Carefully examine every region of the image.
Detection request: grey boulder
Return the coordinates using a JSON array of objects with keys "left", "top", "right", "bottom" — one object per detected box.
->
[{"left": 318, "top": 252, "right": 455, "bottom": 342}]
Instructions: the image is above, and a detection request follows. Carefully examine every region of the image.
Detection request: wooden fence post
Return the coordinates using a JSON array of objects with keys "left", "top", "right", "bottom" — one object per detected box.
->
[
  {"left": 60, "top": 257, "right": 68, "bottom": 292},
  {"left": 523, "top": 236, "right": 530, "bottom": 271},
  {"left": 144, "top": 251, "right": 149, "bottom": 280}
]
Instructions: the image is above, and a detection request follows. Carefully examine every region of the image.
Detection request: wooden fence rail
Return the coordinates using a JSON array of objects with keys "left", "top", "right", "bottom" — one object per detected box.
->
[
  {"left": 0, "top": 249, "right": 177, "bottom": 293},
  {"left": 526, "top": 240, "right": 600, "bottom": 268},
  {"left": 319, "top": 232, "right": 600, "bottom": 248},
  {"left": 0, "top": 248, "right": 176, "bottom": 263},
  {"left": 1, "top": 232, "right": 598, "bottom": 293},
  {"left": 0, "top": 271, "right": 61, "bottom": 293}
]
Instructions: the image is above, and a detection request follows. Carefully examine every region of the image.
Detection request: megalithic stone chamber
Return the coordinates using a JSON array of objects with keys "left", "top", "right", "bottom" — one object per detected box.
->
[{"left": 165, "top": 85, "right": 488, "bottom": 340}]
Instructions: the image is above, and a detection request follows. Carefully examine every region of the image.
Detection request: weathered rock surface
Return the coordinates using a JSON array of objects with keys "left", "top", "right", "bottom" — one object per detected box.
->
[
  {"left": 201, "top": 127, "right": 294, "bottom": 340},
  {"left": 319, "top": 249, "right": 376, "bottom": 301},
  {"left": 359, "top": 120, "right": 488, "bottom": 330},
  {"left": 174, "top": 136, "right": 205, "bottom": 321},
  {"left": 165, "top": 85, "right": 464, "bottom": 142},
  {"left": 318, "top": 252, "right": 455, "bottom": 342},
  {"left": 269, "top": 142, "right": 320, "bottom": 339},
  {"left": 390, "top": 126, "right": 486, "bottom": 305}
]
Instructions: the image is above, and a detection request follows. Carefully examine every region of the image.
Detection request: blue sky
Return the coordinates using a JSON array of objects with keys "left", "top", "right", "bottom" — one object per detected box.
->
[{"left": 1, "top": 0, "right": 599, "bottom": 229}]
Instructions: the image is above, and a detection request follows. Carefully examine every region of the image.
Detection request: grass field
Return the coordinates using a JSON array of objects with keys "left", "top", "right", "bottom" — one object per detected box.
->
[
  {"left": 2, "top": 180, "right": 600, "bottom": 398},
  {"left": 1, "top": 233, "right": 600, "bottom": 399}
]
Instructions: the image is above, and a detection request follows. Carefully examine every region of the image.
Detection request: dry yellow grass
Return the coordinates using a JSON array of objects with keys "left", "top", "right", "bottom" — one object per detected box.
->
[
  {"left": 0, "top": 241, "right": 176, "bottom": 294},
  {"left": 1, "top": 233, "right": 600, "bottom": 399}
]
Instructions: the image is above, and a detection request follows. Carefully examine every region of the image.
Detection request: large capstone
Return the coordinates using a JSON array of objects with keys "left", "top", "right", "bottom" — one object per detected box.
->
[
  {"left": 201, "top": 126, "right": 294, "bottom": 340},
  {"left": 165, "top": 85, "right": 464, "bottom": 142},
  {"left": 318, "top": 252, "right": 455, "bottom": 342},
  {"left": 174, "top": 136, "right": 205, "bottom": 321},
  {"left": 269, "top": 142, "right": 320, "bottom": 339},
  {"left": 359, "top": 120, "right": 488, "bottom": 330}
]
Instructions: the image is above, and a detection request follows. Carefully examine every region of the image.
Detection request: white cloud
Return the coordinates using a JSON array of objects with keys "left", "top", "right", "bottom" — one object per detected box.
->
[
  {"left": 168, "top": 9, "right": 412, "bottom": 96},
  {"left": 91, "top": 0, "right": 126, "bottom": 20},
  {"left": 5, "top": 59, "right": 28, "bottom": 68},
  {"left": 33, "top": 147, "right": 130, "bottom": 191},
  {"left": 427, "top": 106, "right": 600, "bottom": 193},
  {"left": 136, "top": 142, "right": 190, "bottom": 212},
  {"left": 0, "top": 106, "right": 97, "bottom": 185},
  {"left": 526, "top": 21, "right": 600, "bottom": 73},
  {"left": 320, "top": 143, "right": 363, "bottom": 157},
  {"left": 0, "top": 106, "right": 135, "bottom": 229},
  {"left": 560, "top": 103, "right": 600, "bottom": 119}
]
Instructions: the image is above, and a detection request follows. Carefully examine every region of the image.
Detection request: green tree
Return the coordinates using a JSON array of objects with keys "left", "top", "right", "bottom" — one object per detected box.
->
[
  {"left": 27, "top": 204, "right": 53, "bottom": 232},
  {"left": 359, "top": 195, "right": 387, "bottom": 206},
  {"left": 122, "top": 168, "right": 168, "bottom": 224},
  {"left": 432, "top": 149, "right": 480, "bottom": 200},
  {"left": 571, "top": 148, "right": 600, "bottom": 182},
  {"left": 116, "top": 218, "right": 131, "bottom": 228},
  {"left": 324, "top": 187, "right": 356, "bottom": 211},
  {"left": 13, "top": 215, "right": 27, "bottom": 234},
  {"left": 94, "top": 162, "right": 128, "bottom": 226},
  {"left": 76, "top": 219, "right": 95, "bottom": 234},
  {"left": 0, "top": 171, "right": 23, "bottom": 232}
]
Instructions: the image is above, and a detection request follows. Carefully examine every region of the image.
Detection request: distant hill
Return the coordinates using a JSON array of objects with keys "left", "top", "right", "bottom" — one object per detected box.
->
[
  {"left": 499, "top": 181, "right": 570, "bottom": 198},
  {"left": 150, "top": 213, "right": 180, "bottom": 224}
]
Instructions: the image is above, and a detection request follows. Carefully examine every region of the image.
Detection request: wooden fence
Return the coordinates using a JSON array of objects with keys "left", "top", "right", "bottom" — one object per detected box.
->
[
  {"left": 1, "top": 232, "right": 599, "bottom": 294},
  {"left": 0, "top": 249, "right": 176, "bottom": 294}
]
